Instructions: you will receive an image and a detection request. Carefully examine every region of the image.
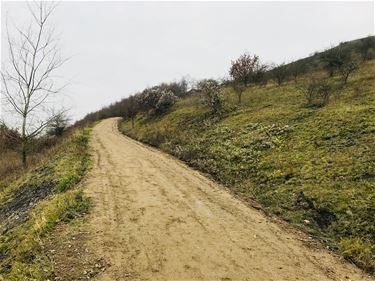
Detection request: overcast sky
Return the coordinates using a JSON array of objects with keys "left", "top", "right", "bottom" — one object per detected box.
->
[{"left": 1, "top": 1, "right": 374, "bottom": 122}]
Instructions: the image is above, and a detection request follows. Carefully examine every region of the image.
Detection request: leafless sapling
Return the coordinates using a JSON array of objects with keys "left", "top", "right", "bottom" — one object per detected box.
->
[{"left": 1, "top": 2, "right": 67, "bottom": 167}]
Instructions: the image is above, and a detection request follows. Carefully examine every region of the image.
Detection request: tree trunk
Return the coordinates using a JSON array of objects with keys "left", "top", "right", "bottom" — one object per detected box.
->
[
  {"left": 238, "top": 92, "right": 242, "bottom": 104},
  {"left": 21, "top": 139, "right": 27, "bottom": 169},
  {"left": 21, "top": 115, "right": 27, "bottom": 169},
  {"left": 344, "top": 73, "right": 349, "bottom": 84},
  {"left": 131, "top": 117, "right": 135, "bottom": 129}
]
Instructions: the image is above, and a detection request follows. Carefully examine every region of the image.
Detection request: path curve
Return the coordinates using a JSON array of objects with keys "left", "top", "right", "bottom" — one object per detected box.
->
[{"left": 84, "top": 118, "right": 372, "bottom": 281}]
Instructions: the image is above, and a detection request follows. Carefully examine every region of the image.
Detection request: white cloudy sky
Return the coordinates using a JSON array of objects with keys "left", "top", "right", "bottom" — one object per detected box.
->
[{"left": 1, "top": 1, "right": 374, "bottom": 122}]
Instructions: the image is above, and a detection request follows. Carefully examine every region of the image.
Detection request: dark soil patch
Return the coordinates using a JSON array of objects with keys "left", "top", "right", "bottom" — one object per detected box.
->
[
  {"left": 314, "top": 208, "right": 337, "bottom": 229},
  {"left": 0, "top": 181, "right": 55, "bottom": 234}
]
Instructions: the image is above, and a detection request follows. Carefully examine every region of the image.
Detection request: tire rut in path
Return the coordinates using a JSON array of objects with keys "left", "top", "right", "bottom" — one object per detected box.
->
[{"left": 84, "top": 118, "right": 373, "bottom": 281}]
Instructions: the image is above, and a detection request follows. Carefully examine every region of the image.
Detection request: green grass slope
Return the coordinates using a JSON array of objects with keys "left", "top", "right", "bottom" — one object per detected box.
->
[
  {"left": 0, "top": 128, "right": 92, "bottom": 280},
  {"left": 121, "top": 60, "right": 375, "bottom": 273}
]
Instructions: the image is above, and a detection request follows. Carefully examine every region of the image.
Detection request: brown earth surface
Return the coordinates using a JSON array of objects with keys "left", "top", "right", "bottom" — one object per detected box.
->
[{"left": 78, "top": 118, "right": 373, "bottom": 281}]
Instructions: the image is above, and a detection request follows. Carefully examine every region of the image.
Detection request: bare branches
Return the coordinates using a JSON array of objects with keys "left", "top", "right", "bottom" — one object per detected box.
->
[
  {"left": 1, "top": 1, "right": 66, "bottom": 167},
  {"left": 229, "top": 53, "right": 259, "bottom": 88}
]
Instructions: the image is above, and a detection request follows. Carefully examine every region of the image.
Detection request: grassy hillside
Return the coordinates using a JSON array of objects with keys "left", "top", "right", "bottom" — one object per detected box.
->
[
  {"left": 281, "top": 35, "right": 375, "bottom": 73},
  {"left": 0, "top": 128, "right": 92, "bottom": 280},
  {"left": 121, "top": 60, "right": 375, "bottom": 273}
]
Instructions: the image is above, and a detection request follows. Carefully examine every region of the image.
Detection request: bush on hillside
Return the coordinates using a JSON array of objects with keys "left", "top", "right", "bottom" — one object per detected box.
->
[
  {"left": 288, "top": 60, "right": 309, "bottom": 83},
  {"left": 339, "top": 53, "right": 361, "bottom": 84},
  {"left": 297, "top": 76, "right": 333, "bottom": 107},
  {"left": 155, "top": 90, "right": 178, "bottom": 114},
  {"left": 197, "top": 79, "right": 223, "bottom": 114},
  {"left": 252, "top": 62, "right": 270, "bottom": 86},
  {"left": 136, "top": 86, "right": 178, "bottom": 116},
  {"left": 0, "top": 123, "right": 20, "bottom": 151},
  {"left": 47, "top": 113, "right": 70, "bottom": 137},
  {"left": 358, "top": 36, "right": 375, "bottom": 60},
  {"left": 136, "top": 87, "right": 162, "bottom": 113},
  {"left": 158, "top": 78, "right": 189, "bottom": 98},
  {"left": 271, "top": 63, "right": 290, "bottom": 86},
  {"left": 321, "top": 45, "right": 361, "bottom": 83},
  {"left": 321, "top": 45, "right": 345, "bottom": 77}
]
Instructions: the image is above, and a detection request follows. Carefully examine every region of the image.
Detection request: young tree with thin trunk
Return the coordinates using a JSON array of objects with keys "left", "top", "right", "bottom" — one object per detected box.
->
[
  {"left": 272, "top": 63, "right": 289, "bottom": 86},
  {"left": 289, "top": 61, "right": 308, "bottom": 83},
  {"left": 124, "top": 95, "right": 139, "bottom": 129},
  {"left": 229, "top": 53, "right": 259, "bottom": 103},
  {"left": 1, "top": 2, "right": 67, "bottom": 168},
  {"left": 339, "top": 53, "right": 361, "bottom": 84}
]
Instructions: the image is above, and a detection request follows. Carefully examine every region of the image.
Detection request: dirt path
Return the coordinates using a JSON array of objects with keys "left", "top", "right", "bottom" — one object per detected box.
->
[{"left": 84, "top": 118, "right": 372, "bottom": 281}]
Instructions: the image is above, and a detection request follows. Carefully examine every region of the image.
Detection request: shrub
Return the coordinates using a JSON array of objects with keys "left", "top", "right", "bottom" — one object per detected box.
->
[
  {"left": 155, "top": 90, "right": 178, "bottom": 114},
  {"left": 339, "top": 53, "right": 361, "bottom": 84},
  {"left": 159, "top": 78, "right": 189, "bottom": 98},
  {"left": 136, "top": 86, "right": 162, "bottom": 113},
  {"left": 321, "top": 44, "right": 361, "bottom": 83},
  {"left": 359, "top": 36, "right": 375, "bottom": 60},
  {"left": 0, "top": 123, "right": 20, "bottom": 151},
  {"left": 252, "top": 62, "right": 270, "bottom": 86},
  {"left": 297, "top": 76, "right": 333, "bottom": 107},
  {"left": 47, "top": 114, "right": 69, "bottom": 137},
  {"left": 321, "top": 45, "right": 344, "bottom": 77},
  {"left": 272, "top": 63, "right": 290, "bottom": 86},
  {"left": 136, "top": 86, "right": 178, "bottom": 116},
  {"left": 197, "top": 79, "right": 222, "bottom": 114},
  {"left": 289, "top": 61, "right": 309, "bottom": 83}
]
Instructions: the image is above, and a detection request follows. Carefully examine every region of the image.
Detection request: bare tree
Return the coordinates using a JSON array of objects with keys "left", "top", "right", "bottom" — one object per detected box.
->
[
  {"left": 252, "top": 62, "right": 269, "bottom": 87},
  {"left": 123, "top": 95, "right": 139, "bottom": 128},
  {"left": 339, "top": 53, "right": 361, "bottom": 84},
  {"left": 229, "top": 53, "right": 259, "bottom": 103},
  {"left": 297, "top": 75, "right": 333, "bottom": 107},
  {"left": 272, "top": 63, "right": 289, "bottom": 86},
  {"left": 1, "top": 2, "right": 67, "bottom": 167},
  {"left": 289, "top": 61, "right": 309, "bottom": 83}
]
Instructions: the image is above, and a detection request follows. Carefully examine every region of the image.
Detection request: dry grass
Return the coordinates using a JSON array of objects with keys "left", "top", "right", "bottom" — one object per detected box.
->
[
  {"left": 0, "top": 137, "right": 64, "bottom": 191},
  {"left": 0, "top": 128, "right": 92, "bottom": 280}
]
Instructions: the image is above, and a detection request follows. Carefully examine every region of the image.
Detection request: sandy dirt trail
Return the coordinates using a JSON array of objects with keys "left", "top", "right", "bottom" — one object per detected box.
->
[{"left": 84, "top": 118, "right": 372, "bottom": 281}]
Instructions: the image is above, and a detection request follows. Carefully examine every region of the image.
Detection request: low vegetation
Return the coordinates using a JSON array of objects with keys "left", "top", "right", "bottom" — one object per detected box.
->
[
  {"left": 0, "top": 128, "right": 92, "bottom": 280},
  {"left": 120, "top": 57, "right": 375, "bottom": 273},
  {"left": 67, "top": 35, "right": 375, "bottom": 273}
]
